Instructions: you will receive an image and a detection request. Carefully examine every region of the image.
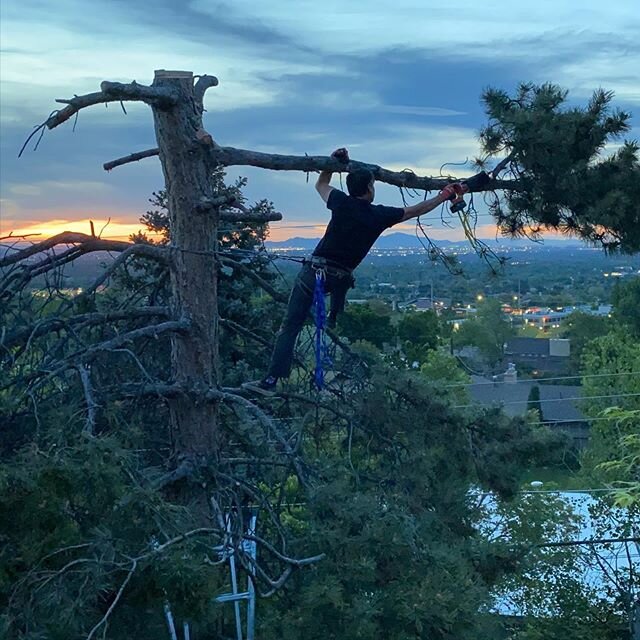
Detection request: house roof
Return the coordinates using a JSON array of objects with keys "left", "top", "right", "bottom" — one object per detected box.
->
[
  {"left": 468, "top": 376, "right": 586, "bottom": 422},
  {"left": 505, "top": 338, "right": 550, "bottom": 356}
]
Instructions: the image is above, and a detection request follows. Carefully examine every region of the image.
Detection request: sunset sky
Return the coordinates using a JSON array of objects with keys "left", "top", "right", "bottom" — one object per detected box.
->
[{"left": 1, "top": 0, "right": 638, "bottom": 243}]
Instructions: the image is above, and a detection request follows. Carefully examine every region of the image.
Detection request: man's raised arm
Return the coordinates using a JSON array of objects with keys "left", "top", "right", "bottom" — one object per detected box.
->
[
  {"left": 315, "top": 169, "right": 334, "bottom": 203},
  {"left": 400, "top": 183, "right": 464, "bottom": 222}
]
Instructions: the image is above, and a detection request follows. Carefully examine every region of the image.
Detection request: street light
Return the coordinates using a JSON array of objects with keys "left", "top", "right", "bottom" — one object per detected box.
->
[{"left": 477, "top": 294, "right": 484, "bottom": 302}]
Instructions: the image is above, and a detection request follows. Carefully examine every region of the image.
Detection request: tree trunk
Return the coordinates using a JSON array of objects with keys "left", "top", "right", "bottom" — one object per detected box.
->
[{"left": 150, "top": 70, "right": 220, "bottom": 462}]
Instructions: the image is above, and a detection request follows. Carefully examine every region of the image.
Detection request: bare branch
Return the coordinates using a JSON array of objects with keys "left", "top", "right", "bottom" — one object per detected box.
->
[
  {"left": 46, "top": 81, "right": 178, "bottom": 130},
  {"left": 0, "top": 232, "right": 131, "bottom": 268},
  {"left": 219, "top": 318, "right": 272, "bottom": 350},
  {"left": 72, "top": 320, "right": 190, "bottom": 362},
  {"left": 103, "top": 148, "right": 161, "bottom": 171},
  {"left": 118, "top": 382, "right": 311, "bottom": 487},
  {"left": 7, "top": 321, "right": 191, "bottom": 394},
  {"left": 85, "top": 559, "right": 137, "bottom": 640},
  {"left": 196, "top": 193, "right": 282, "bottom": 221},
  {"left": 219, "top": 210, "right": 283, "bottom": 223},
  {"left": 195, "top": 194, "right": 242, "bottom": 211},
  {"left": 491, "top": 152, "right": 516, "bottom": 178},
  {"left": 76, "top": 364, "right": 97, "bottom": 435},
  {"left": 194, "top": 74, "right": 219, "bottom": 106},
  {"left": 72, "top": 243, "right": 171, "bottom": 302},
  {"left": 212, "top": 146, "right": 521, "bottom": 193},
  {"left": 219, "top": 257, "right": 287, "bottom": 304},
  {"left": 100, "top": 144, "right": 521, "bottom": 195},
  {"left": 0, "top": 232, "right": 42, "bottom": 241}
]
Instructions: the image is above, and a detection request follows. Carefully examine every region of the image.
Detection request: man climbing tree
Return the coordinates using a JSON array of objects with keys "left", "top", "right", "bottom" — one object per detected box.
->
[{"left": 244, "top": 148, "right": 488, "bottom": 395}]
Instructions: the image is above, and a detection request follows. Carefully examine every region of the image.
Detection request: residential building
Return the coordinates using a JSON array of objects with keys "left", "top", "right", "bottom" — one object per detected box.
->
[
  {"left": 503, "top": 337, "right": 571, "bottom": 374},
  {"left": 468, "top": 366, "right": 590, "bottom": 449}
]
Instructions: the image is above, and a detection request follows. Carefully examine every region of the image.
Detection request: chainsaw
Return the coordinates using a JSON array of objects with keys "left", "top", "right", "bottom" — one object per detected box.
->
[{"left": 446, "top": 171, "right": 491, "bottom": 213}]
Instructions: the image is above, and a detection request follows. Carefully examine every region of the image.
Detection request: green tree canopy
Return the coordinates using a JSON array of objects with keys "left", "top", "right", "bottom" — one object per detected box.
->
[
  {"left": 561, "top": 311, "right": 612, "bottom": 375},
  {"left": 612, "top": 276, "right": 640, "bottom": 337},
  {"left": 397, "top": 310, "right": 440, "bottom": 364},
  {"left": 480, "top": 83, "right": 640, "bottom": 252},
  {"left": 338, "top": 303, "right": 396, "bottom": 349},
  {"left": 455, "top": 299, "right": 514, "bottom": 369},
  {"left": 580, "top": 332, "right": 640, "bottom": 505}
]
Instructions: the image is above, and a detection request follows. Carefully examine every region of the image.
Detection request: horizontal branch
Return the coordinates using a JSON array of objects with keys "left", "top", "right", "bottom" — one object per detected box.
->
[
  {"left": 0, "top": 232, "right": 132, "bottom": 268},
  {"left": 219, "top": 210, "right": 283, "bottom": 223},
  {"left": 119, "top": 382, "right": 310, "bottom": 487},
  {"left": 212, "top": 146, "right": 521, "bottom": 193},
  {"left": 219, "top": 318, "right": 272, "bottom": 349},
  {"left": 75, "top": 320, "right": 190, "bottom": 361},
  {"left": 46, "top": 81, "right": 178, "bottom": 129},
  {"left": 3, "top": 307, "right": 170, "bottom": 351},
  {"left": 73, "top": 243, "right": 170, "bottom": 301},
  {"left": 100, "top": 145, "right": 521, "bottom": 194},
  {"left": 219, "top": 257, "right": 287, "bottom": 303},
  {"left": 103, "top": 148, "right": 160, "bottom": 171},
  {"left": 28, "top": 321, "right": 190, "bottom": 390},
  {"left": 537, "top": 537, "right": 640, "bottom": 549}
]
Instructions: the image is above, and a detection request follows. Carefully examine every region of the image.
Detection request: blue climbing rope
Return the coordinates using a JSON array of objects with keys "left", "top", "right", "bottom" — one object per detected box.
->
[{"left": 312, "top": 269, "right": 332, "bottom": 390}]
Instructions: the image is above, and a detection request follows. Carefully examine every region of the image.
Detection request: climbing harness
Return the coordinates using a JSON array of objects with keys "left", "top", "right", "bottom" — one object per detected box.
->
[{"left": 312, "top": 267, "right": 332, "bottom": 390}]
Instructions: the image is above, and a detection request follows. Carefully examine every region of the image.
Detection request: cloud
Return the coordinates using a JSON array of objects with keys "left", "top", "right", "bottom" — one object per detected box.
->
[
  {"left": 7, "top": 180, "right": 113, "bottom": 197},
  {"left": 1, "top": 0, "right": 638, "bottom": 241}
]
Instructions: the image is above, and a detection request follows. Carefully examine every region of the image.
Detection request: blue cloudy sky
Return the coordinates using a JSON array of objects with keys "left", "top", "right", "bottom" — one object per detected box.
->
[{"left": 1, "top": 0, "right": 638, "bottom": 241}]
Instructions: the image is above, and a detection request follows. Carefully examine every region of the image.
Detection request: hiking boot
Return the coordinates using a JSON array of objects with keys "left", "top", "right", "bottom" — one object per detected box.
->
[{"left": 241, "top": 376, "right": 278, "bottom": 397}]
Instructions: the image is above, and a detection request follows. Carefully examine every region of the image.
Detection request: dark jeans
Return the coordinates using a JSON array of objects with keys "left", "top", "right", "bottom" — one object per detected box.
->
[{"left": 267, "top": 264, "right": 352, "bottom": 379}]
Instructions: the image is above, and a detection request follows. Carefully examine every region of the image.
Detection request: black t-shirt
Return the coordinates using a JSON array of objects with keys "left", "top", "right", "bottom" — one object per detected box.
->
[{"left": 312, "top": 189, "right": 404, "bottom": 270}]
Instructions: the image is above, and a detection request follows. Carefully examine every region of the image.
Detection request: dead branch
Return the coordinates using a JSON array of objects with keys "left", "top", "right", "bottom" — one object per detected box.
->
[
  {"left": 102, "top": 144, "right": 521, "bottom": 194},
  {"left": 1, "top": 307, "right": 168, "bottom": 352},
  {"left": 68, "top": 320, "right": 190, "bottom": 363},
  {"left": 76, "top": 364, "right": 97, "bottom": 435},
  {"left": 491, "top": 152, "right": 516, "bottom": 178},
  {"left": 45, "top": 81, "right": 178, "bottom": 130},
  {"left": 85, "top": 559, "right": 137, "bottom": 640},
  {"left": 219, "top": 256, "right": 287, "bottom": 303},
  {"left": 0, "top": 232, "right": 131, "bottom": 268},
  {"left": 212, "top": 146, "right": 521, "bottom": 192},
  {"left": 103, "top": 148, "right": 161, "bottom": 171},
  {"left": 219, "top": 317, "right": 272, "bottom": 350},
  {"left": 194, "top": 74, "right": 219, "bottom": 107},
  {"left": 72, "top": 243, "right": 171, "bottom": 301},
  {"left": 6, "top": 321, "right": 190, "bottom": 395},
  {"left": 0, "top": 233, "right": 42, "bottom": 241},
  {"left": 207, "top": 388, "right": 311, "bottom": 488},
  {"left": 219, "top": 210, "right": 283, "bottom": 223},
  {"left": 117, "top": 382, "right": 311, "bottom": 487}
]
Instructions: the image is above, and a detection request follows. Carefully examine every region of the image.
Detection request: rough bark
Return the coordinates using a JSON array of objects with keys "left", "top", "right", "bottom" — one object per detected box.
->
[{"left": 149, "top": 70, "right": 221, "bottom": 461}]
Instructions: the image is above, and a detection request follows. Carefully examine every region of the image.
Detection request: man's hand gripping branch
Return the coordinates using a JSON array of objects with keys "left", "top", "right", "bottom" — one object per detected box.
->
[{"left": 315, "top": 148, "right": 349, "bottom": 203}]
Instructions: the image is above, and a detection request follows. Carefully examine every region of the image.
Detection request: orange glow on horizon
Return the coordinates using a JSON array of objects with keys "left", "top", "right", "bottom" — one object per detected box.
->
[
  {"left": 3, "top": 219, "right": 163, "bottom": 242},
  {"left": 3, "top": 217, "right": 504, "bottom": 244}
]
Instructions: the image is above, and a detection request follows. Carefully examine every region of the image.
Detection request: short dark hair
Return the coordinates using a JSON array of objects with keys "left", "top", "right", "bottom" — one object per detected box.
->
[{"left": 346, "top": 170, "right": 374, "bottom": 197}]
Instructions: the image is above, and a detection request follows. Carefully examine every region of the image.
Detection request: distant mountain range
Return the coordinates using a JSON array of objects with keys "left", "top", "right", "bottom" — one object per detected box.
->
[{"left": 265, "top": 232, "right": 584, "bottom": 251}]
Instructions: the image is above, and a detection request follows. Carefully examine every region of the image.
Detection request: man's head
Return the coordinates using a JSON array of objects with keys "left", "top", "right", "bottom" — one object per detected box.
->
[{"left": 347, "top": 169, "right": 375, "bottom": 202}]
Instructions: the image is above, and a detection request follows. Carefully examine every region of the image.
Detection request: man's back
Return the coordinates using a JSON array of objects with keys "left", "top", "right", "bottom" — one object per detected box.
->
[{"left": 313, "top": 189, "right": 404, "bottom": 270}]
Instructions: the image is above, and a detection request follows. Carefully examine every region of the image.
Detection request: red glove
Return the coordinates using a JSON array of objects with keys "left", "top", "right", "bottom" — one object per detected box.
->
[
  {"left": 439, "top": 183, "right": 463, "bottom": 200},
  {"left": 331, "top": 148, "right": 350, "bottom": 163}
]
